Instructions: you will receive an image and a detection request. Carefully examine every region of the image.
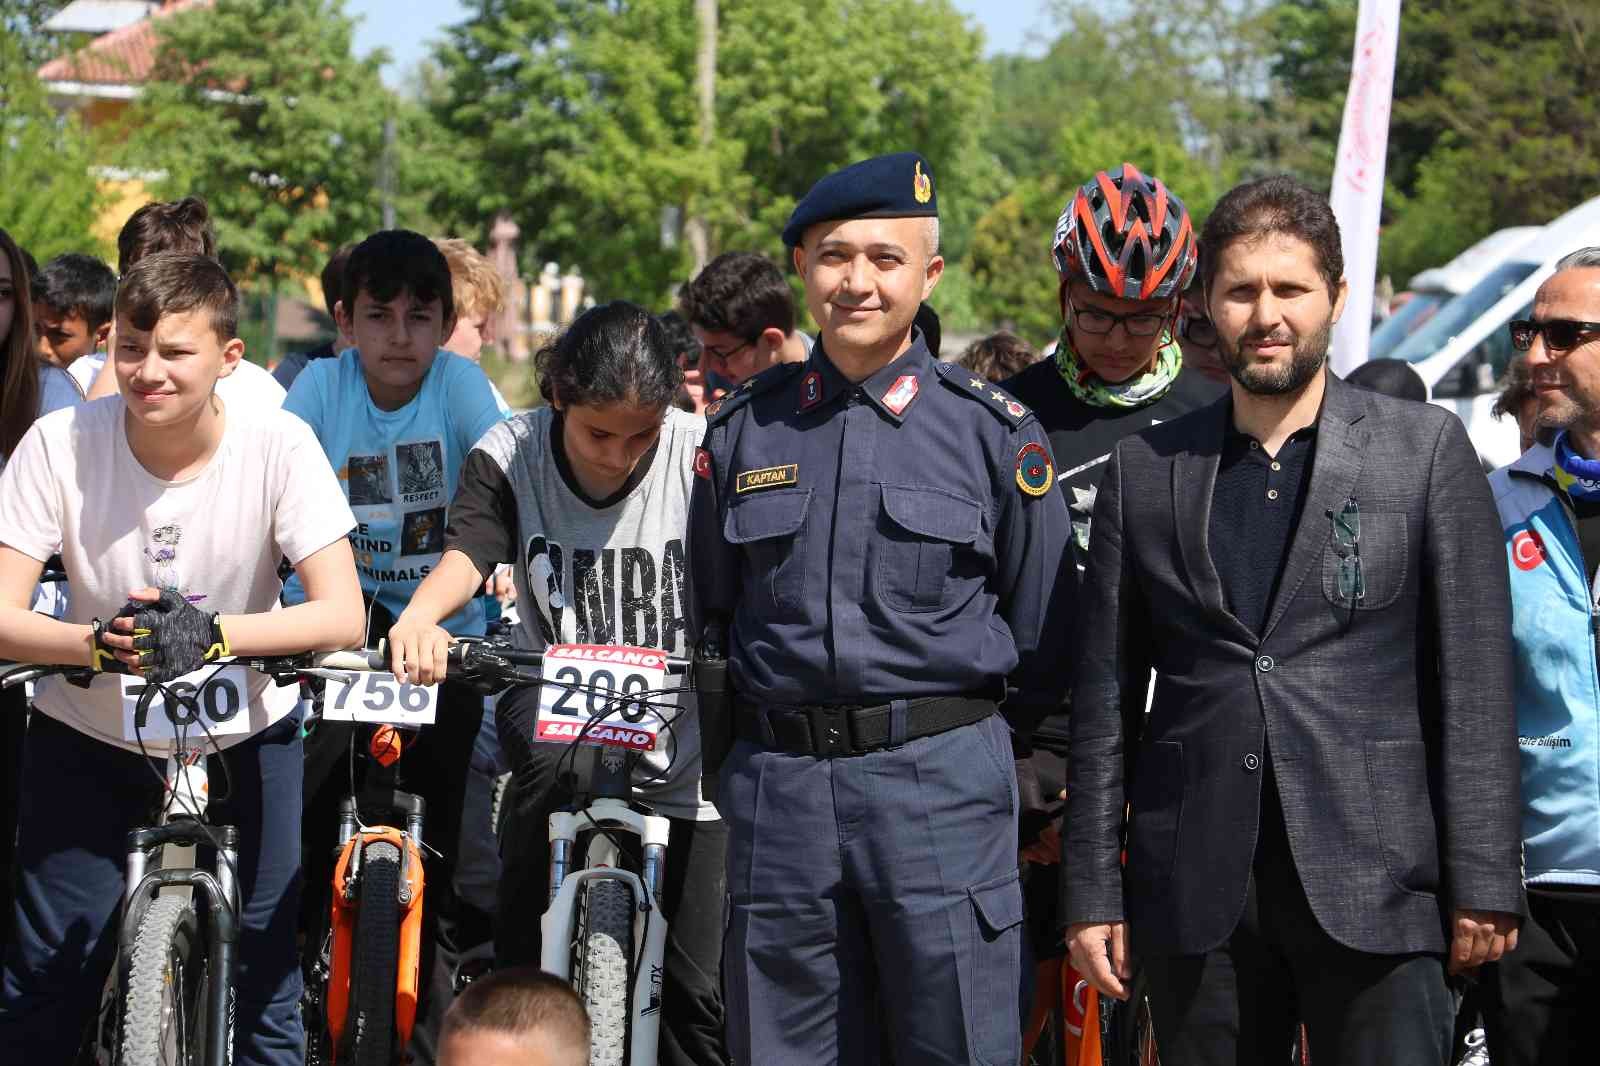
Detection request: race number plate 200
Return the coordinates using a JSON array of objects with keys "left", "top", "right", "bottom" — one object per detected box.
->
[
  {"left": 320, "top": 672, "right": 438, "bottom": 725},
  {"left": 121, "top": 665, "right": 254, "bottom": 743},
  {"left": 535, "top": 644, "right": 666, "bottom": 751}
]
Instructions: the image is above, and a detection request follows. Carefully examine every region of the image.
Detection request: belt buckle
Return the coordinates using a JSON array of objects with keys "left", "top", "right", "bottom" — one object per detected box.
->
[{"left": 810, "top": 706, "right": 852, "bottom": 756}]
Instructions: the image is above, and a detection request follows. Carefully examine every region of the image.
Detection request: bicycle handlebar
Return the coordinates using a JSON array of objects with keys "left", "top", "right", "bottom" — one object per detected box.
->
[{"left": 0, "top": 639, "right": 691, "bottom": 691}]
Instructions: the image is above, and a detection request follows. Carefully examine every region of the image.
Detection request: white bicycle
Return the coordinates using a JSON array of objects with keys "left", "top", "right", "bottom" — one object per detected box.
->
[{"left": 440, "top": 638, "right": 689, "bottom": 1066}]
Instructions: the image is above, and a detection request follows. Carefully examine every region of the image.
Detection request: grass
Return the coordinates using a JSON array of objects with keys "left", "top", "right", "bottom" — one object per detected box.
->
[{"left": 478, "top": 346, "right": 543, "bottom": 411}]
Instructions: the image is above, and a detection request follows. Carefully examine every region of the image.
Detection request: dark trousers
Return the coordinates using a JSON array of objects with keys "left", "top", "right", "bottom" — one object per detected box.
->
[
  {"left": 494, "top": 684, "right": 729, "bottom": 1066},
  {"left": 0, "top": 686, "right": 25, "bottom": 962},
  {"left": 720, "top": 712, "right": 1024, "bottom": 1066},
  {"left": 0, "top": 711, "right": 305, "bottom": 1066},
  {"left": 1142, "top": 781, "right": 1454, "bottom": 1066},
  {"left": 1482, "top": 888, "right": 1600, "bottom": 1066},
  {"left": 301, "top": 678, "right": 486, "bottom": 1066}
]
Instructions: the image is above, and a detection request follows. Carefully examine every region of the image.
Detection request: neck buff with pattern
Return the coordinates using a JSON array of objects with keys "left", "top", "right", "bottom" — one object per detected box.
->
[
  {"left": 1054, "top": 320, "right": 1183, "bottom": 409},
  {"left": 1553, "top": 431, "right": 1600, "bottom": 502}
]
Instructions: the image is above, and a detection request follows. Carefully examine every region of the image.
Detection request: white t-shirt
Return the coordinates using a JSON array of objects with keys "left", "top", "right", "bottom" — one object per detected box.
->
[
  {"left": 0, "top": 397, "right": 356, "bottom": 752},
  {"left": 67, "top": 352, "right": 288, "bottom": 410},
  {"left": 25, "top": 364, "right": 85, "bottom": 618}
]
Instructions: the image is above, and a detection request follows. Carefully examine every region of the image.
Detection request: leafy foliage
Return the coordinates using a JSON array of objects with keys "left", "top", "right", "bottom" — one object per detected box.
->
[
  {"left": 427, "top": 0, "right": 991, "bottom": 306},
  {"left": 0, "top": 26, "right": 105, "bottom": 262},
  {"left": 121, "top": 0, "right": 392, "bottom": 285}
]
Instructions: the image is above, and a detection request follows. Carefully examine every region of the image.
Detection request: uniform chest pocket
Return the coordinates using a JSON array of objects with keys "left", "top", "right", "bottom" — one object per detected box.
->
[
  {"left": 877, "top": 484, "right": 983, "bottom": 613},
  {"left": 1320, "top": 511, "right": 1409, "bottom": 611},
  {"left": 725, "top": 488, "right": 811, "bottom": 613}
]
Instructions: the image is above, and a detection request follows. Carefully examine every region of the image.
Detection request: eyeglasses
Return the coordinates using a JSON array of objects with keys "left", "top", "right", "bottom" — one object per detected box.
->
[
  {"left": 1509, "top": 318, "right": 1600, "bottom": 353},
  {"left": 1067, "top": 292, "right": 1170, "bottom": 338},
  {"left": 1329, "top": 496, "right": 1363, "bottom": 606},
  {"left": 1180, "top": 314, "right": 1217, "bottom": 347},
  {"left": 700, "top": 338, "right": 756, "bottom": 365}
]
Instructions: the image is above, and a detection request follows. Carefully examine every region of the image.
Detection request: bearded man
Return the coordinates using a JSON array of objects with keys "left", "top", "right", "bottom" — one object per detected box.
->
[{"left": 1061, "top": 175, "right": 1523, "bottom": 1066}]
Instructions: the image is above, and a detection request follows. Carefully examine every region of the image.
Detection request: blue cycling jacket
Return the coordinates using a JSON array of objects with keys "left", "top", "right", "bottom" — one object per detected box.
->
[{"left": 1491, "top": 443, "right": 1600, "bottom": 886}]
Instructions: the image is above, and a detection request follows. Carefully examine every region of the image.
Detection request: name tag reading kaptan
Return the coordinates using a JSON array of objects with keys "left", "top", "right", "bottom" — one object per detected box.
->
[
  {"left": 535, "top": 644, "right": 667, "bottom": 752},
  {"left": 121, "top": 665, "right": 254, "bottom": 743}
]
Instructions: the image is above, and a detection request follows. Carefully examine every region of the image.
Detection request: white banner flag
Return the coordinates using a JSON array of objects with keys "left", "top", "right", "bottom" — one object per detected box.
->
[{"left": 1327, "top": 0, "right": 1402, "bottom": 376}]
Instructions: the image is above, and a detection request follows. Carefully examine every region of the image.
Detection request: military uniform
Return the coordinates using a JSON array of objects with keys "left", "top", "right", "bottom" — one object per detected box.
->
[{"left": 687, "top": 150, "right": 1075, "bottom": 1066}]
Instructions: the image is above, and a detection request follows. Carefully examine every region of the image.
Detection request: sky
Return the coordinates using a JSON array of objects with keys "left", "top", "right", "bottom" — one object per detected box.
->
[{"left": 344, "top": 0, "right": 1056, "bottom": 89}]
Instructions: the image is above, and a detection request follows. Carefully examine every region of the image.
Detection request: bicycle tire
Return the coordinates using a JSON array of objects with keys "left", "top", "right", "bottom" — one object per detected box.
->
[
  {"left": 1107, "top": 966, "right": 1159, "bottom": 1066},
  {"left": 490, "top": 770, "right": 512, "bottom": 839},
  {"left": 579, "top": 878, "right": 634, "bottom": 1066},
  {"left": 120, "top": 894, "right": 208, "bottom": 1066},
  {"left": 347, "top": 839, "right": 401, "bottom": 1066}
]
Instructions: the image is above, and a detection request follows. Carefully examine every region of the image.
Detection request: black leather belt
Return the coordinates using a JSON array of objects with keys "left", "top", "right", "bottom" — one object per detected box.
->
[{"left": 734, "top": 695, "right": 996, "bottom": 757}]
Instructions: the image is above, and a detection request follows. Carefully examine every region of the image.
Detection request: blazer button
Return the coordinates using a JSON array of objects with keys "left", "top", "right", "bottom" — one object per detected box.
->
[
  {"left": 1242, "top": 752, "right": 1261, "bottom": 772},
  {"left": 1255, "top": 655, "right": 1275, "bottom": 673}
]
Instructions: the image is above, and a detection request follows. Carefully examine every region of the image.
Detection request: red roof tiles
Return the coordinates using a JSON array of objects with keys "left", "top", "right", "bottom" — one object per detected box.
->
[{"left": 37, "top": 0, "right": 211, "bottom": 87}]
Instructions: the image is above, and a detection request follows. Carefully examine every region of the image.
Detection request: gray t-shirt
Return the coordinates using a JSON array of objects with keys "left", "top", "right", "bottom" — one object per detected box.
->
[{"left": 447, "top": 406, "right": 713, "bottom": 820}]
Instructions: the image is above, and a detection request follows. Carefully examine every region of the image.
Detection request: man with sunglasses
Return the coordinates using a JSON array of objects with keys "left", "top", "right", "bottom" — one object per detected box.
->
[
  {"left": 1486, "top": 246, "right": 1600, "bottom": 1066},
  {"left": 679, "top": 251, "right": 811, "bottom": 396},
  {"left": 1064, "top": 175, "right": 1522, "bottom": 1066}
]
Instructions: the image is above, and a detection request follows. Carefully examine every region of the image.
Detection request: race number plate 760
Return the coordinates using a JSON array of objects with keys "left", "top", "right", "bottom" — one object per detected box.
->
[
  {"left": 534, "top": 644, "right": 667, "bottom": 751},
  {"left": 120, "top": 665, "right": 253, "bottom": 743}
]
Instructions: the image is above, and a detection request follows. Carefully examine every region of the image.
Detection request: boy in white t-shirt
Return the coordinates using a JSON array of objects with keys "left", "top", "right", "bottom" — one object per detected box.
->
[{"left": 0, "top": 253, "right": 365, "bottom": 1065}]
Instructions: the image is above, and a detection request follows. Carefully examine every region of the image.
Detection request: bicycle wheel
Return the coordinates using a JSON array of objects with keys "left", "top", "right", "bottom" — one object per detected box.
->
[
  {"left": 490, "top": 770, "right": 512, "bottom": 838},
  {"left": 120, "top": 895, "right": 209, "bottom": 1066},
  {"left": 346, "top": 839, "right": 401, "bottom": 1066},
  {"left": 1107, "top": 966, "right": 1159, "bottom": 1066},
  {"left": 579, "top": 878, "right": 634, "bottom": 1066}
]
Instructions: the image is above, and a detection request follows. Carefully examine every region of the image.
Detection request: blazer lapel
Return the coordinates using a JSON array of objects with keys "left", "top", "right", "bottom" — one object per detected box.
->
[
  {"left": 1261, "top": 374, "right": 1370, "bottom": 640},
  {"left": 1173, "top": 398, "right": 1257, "bottom": 644}
]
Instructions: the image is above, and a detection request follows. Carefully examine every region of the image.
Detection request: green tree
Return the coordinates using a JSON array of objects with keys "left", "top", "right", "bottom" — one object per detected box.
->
[
  {"left": 1, "top": 1, "right": 83, "bottom": 68},
  {"left": 966, "top": 102, "right": 1237, "bottom": 344},
  {"left": 1266, "top": 0, "right": 1600, "bottom": 284},
  {"left": 0, "top": 26, "right": 104, "bottom": 262},
  {"left": 121, "top": 0, "right": 392, "bottom": 286},
  {"left": 427, "top": 0, "right": 992, "bottom": 307}
]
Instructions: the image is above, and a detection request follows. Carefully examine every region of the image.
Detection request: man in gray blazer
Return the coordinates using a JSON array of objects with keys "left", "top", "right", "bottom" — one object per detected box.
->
[{"left": 1062, "top": 175, "right": 1524, "bottom": 1065}]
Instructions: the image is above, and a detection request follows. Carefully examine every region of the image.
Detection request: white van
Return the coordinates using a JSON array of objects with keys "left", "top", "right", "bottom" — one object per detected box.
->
[
  {"left": 1388, "top": 195, "right": 1600, "bottom": 468},
  {"left": 1369, "top": 226, "right": 1542, "bottom": 361}
]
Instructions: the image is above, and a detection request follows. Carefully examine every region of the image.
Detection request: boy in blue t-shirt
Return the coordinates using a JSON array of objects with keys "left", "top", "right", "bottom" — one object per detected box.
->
[{"left": 283, "top": 229, "right": 505, "bottom": 1062}]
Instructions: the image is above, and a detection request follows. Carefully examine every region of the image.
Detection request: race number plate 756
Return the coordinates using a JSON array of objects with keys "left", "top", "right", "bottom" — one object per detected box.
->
[{"left": 534, "top": 644, "right": 667, "bottom": 751}]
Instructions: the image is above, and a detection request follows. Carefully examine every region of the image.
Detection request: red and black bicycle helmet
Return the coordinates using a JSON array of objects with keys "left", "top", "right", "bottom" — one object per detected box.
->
[{"left": 1051, "top": 163, "right": 1197, "bottom": 301}]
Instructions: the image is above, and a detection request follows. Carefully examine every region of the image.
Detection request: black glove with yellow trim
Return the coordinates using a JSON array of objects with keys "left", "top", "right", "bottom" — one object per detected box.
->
[{"left": 127, "top": 589, "right": 230, "bottom": 685}]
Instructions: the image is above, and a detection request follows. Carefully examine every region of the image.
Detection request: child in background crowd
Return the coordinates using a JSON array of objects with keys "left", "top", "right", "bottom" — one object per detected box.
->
[
  {"left": 83, "top": 196, "right": 288, "bottom": 409},
  {"left": 32, "top": 252, "right": 115, "bottom": 388},
  {"left": 0, "top": 227, "right": 84, "bottom": 960}
]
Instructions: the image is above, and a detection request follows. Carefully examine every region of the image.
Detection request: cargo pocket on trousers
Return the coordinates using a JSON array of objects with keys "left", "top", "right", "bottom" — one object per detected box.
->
[{"left": 966, "top": 868, "right": 1024, "bottom": 1064}]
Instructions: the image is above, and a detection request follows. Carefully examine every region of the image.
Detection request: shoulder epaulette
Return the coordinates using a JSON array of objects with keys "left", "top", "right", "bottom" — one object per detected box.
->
[
  {"left": 934, "top": 362, "right": 1032, "bottom": 428},
  {"left": 705, "top": 361, "right": 806, "bottom": 427}
]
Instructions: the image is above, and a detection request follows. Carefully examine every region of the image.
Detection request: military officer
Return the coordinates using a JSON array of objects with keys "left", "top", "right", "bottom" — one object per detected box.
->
[{"left": 687, "top": 152, "right": 1076, "bottom": 1064}]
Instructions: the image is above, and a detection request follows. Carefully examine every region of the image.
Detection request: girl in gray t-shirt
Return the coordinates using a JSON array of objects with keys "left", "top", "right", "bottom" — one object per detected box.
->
[{"left": 385, "top": 301, "right": 727, "bottom": 1066}]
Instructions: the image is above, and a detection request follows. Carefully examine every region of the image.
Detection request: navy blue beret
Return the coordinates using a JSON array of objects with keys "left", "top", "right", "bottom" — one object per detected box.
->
[{"left": 782, "top": 152, "right": 938, "bottom": 247}]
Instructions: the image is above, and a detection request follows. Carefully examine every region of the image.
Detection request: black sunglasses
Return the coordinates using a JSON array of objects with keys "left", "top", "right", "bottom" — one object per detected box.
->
[{"left": 1509, "top": 318, "right": 1600, "bottom": 353}]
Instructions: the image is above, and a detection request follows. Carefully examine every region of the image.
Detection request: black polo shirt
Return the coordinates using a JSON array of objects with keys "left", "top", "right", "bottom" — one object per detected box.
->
[{"left": 1209, "top": 421, "right": 1319, "bottom": 636}]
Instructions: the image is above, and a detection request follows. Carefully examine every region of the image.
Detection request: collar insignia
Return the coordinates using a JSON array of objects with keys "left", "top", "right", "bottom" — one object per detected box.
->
[{"left": 883, "top": 374, "right": 919, "bottom": 416}]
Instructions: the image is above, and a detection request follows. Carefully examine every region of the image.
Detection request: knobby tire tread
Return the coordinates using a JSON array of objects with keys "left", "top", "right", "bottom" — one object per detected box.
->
[
  {"left": 581, "top": 878, "right": 634, "bottom": 1066},
  {"left": 348, "top": 840, "right": 401, "bottom": 1066},
  {"left": 120, "top": 895, "right": 206, "bottom": 1066}
]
